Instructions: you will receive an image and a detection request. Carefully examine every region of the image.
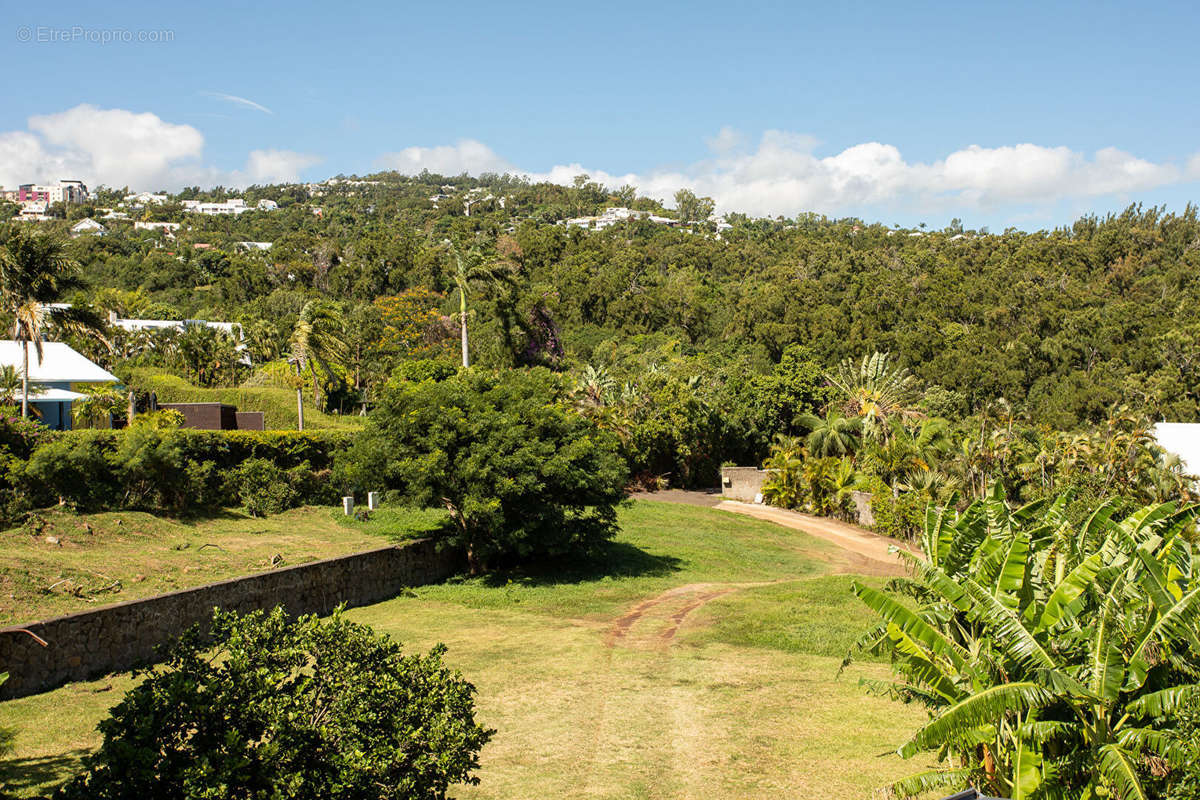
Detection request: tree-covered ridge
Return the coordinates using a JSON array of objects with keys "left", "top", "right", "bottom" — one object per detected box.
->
[{"left": 10, "top": 173, "right": 1200, "bottom": 434}]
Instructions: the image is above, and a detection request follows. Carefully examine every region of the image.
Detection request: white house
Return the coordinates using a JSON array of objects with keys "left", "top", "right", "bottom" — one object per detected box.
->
[
  {"left": 256, "top": 199, "right": 278, "bottom": 211},
  {"left": 123, "top": 191, "right": 169, "bottom": 207},
  {"left": 1152, "top": 423, "right": 1200, "bottom": 478},
  {"left": 70, "top": 218, "right": 107, "bottom": 237},
  {"left": 134, "top": 221, "right": 181, "bottom": 234},
  {"left": 182, "top": 198, "right": 249, "bottom": 215},
  {"left": 0, "top": 341, "right": 118, "bottom": 430}
]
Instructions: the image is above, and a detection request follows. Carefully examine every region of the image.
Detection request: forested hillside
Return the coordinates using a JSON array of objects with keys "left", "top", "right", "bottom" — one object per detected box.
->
[{"left": 9, "top": 173, "right": 1200, "bottom": 484}]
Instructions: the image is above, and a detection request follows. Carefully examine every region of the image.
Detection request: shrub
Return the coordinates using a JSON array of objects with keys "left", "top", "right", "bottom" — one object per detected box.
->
[
  {"left": 57, "top": 607, "right": 492, "bottom": 800},
  {"left": 228, "top": 457, "right": 298, "bottom": 516},
  {"left": 17, "top": 429, "right": 353, "bottom": 517},
  {"left": 866, "top": 477, "right": 924, "bottom": 539},
  {"left": 23, "top": 430, "right": 117, "bottom": 510},
  {"left": 349, "top": 367, "right": 627, "bottom": 572}
]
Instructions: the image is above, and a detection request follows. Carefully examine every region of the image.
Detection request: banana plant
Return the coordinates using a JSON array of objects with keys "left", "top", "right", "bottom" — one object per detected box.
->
[{"left": 849, "top": 486, "right": 1200, "bottom": 799}]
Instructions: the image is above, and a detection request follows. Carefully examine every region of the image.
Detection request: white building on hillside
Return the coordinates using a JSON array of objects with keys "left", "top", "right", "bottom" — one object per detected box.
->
[
  {"left": 70, "top": 218, "right": 107, "bottom": 237},
  {"left": 0, "top": 341, "right": 118, "bottom": 430},
  {"left": 182, "top": 198, "right": 249, "bottom": 215}
]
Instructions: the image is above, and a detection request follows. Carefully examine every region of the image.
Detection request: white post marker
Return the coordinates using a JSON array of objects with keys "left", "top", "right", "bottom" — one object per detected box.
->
[
  {"left": 368, "top": 491, "right": 380, "bottom": 510},
  {"left": 343, "top": 496, "right": 354, "bottom": 516}
]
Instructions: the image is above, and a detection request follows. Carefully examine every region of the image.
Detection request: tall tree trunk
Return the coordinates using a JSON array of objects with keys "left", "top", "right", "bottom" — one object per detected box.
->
[
  {"left": 295, "top": 361, "right": 305, "bottom": 431},
  {"left": 20, "top": 341, "right": 29, "bottom": 419},
  {"left": 459, "top": 290, "right": 469, "bottom": 368}
]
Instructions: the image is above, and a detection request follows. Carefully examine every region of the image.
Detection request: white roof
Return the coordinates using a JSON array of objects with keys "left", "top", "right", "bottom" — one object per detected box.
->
[
  {"left": 0, "top": 341, "right": 117, "bottom": 383},
  {"left": 1153, "top": 423, "right": 1200, "bottom": 477},
  {"left": 17, "top": 387, "right": 88, "bottom": 402}
]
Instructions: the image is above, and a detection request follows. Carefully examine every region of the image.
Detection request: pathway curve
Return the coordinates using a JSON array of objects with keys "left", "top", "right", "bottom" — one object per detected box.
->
[{"left": 632, "top": 490, "right": 912, "bottom": 576}]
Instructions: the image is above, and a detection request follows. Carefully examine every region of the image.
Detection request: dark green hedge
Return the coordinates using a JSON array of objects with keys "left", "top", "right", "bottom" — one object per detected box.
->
[{"left": 7, "top": 425, "right": 355, "bottom": 520}]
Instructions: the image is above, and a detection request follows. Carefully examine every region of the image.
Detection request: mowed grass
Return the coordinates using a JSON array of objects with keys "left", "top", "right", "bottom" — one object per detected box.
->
[
  {"left": 1, "top": 500, "right": 931, "bottom": 799},
  {"left": 0, "top": 505, "right": 446, "bottom": 626}
]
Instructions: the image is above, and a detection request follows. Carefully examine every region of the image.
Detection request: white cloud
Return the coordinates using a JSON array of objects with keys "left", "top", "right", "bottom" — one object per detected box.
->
[
  {"left": 379, "top": 129, "right": 1199, "bottom": 218},
  {"left": 201, "top": 91, "right": 274, "bottom": 115},
  {"left": 0, "top": 104, "right": 319, "bottom": 191},
  {"left": 377, "top": 139, "right": 514, "bottom": 176},
  {"left": 243, "top": 149, "right": 323, "bottom": 183}
]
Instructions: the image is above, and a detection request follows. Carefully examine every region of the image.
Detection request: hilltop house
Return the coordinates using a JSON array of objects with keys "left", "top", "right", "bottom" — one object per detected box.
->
[
  {"left": 0, "top": 341, "right": 119, "bottom": 430},
  {"left": 70, "top": 218, "right": 107, "bottom": 237}
]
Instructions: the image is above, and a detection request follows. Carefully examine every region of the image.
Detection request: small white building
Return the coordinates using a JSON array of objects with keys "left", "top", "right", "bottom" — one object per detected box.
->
[
  {"left": 70, "top": 218, "right": 107, "bottom": 237},
  {"left": 134, "top": 221, "right": 181, "bottom": 234},
  {"left": 0, "top": 341, "right": 118, "bottom": 430},
  {"left": 256, "top": 199, "right": 278, "bottom": 211},
  {"left": 182, "top": 198, "right": 249, "bottom": 215},
  {"left": 123, "top": 191, "right": 169, "bottom": 207}
]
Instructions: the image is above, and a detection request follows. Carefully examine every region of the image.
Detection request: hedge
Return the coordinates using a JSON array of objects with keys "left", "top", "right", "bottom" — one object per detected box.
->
[{"left": 6, "top": 425, "right": 356, "bottom": 520}]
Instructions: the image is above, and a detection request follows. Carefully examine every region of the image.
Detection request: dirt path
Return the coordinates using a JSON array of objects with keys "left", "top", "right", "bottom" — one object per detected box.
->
[
  {"left": 607, "top": 582, "right": 777, "bottom": 648},
  {"left": 634, "top": 490, "right": 912, "bottom": 576},
  {"left": 715, "top": 500, "right": 910, "bottom": 576}
]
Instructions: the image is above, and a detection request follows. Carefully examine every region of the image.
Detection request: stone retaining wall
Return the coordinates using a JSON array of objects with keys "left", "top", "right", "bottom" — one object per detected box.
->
[{"left": 0, "top": 539, "right": 460, "bottom": 699}]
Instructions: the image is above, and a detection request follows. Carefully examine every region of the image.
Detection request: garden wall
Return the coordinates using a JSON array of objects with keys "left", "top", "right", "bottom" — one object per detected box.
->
[
  {"left": 0, "top": 539, "right": 461, "bottom": 699},
  {"left": 720, "top": 466, "right": 766, "bottom": 502}
]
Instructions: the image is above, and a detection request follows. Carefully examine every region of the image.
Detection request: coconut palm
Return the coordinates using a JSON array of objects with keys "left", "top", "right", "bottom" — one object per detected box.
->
[
  {"left": 851, "top": 488, "right": 1200, "bottom": 799},
  {"left": 287, "top": 301, "right": 347, "bottom": 430},
  {"left": 0, "top": 229, "right": 104, "bottom": 417},
  {"left": 449, "top": 239, "right": 514, "bottom": 368}
]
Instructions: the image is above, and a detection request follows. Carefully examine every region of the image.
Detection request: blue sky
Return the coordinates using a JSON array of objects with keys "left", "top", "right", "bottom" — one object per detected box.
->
[{"left": 5, "top": 0, "right": 1200, "bottom": 229}]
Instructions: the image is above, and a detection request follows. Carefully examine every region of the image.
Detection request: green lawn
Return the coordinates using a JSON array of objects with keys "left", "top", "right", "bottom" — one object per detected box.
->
[
  {"left": 0, "top": 505, "right": 446, "bottom": 626},
  {"left": 1, "top": 500, "right": 930, "bottom": 799}
]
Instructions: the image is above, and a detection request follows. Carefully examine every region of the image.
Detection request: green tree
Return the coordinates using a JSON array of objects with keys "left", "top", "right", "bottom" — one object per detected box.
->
[
  {"left": 449, "top": 240, "right": 513, "bottom": 368},
  {"left": 829, "top": 352, "right": 923, "bottom": 442},
  {"left": 347, "top": 368, "right": 628, "bottom": 573},
  {"left": 796, "top": 410, "right": 862, "bottom": 457},
  {"left": 287, "top": 300, "right": 346, "bottom": 429},
  {"left": 0, "top": 229, "right": 103, "bottom": 417},
  {"left": 58, "top": 606, "right": 492, "bottom": 800},
  {"left": 673, "top": 188, "right": 716, "bottom": 225},
  {"left": 851, "top": 489, "right": 1200, "bottom": 799}
]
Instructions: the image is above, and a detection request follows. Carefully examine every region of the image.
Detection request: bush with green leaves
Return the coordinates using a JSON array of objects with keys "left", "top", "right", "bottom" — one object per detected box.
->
[
  {"left": 228, "top": 457, "right": 298, "bottom": 516},
  {"left": 56, "top": 607, "right": 492, "bottom": 800},
  {"left": 344, "top": 367, "right": 627, "bottom": 572},
  {"left": 15, "top": 428, "right": 349, "bottom": 517},
  {"left": 849, "top": 487, "right": 1200, "bottom": 799}
]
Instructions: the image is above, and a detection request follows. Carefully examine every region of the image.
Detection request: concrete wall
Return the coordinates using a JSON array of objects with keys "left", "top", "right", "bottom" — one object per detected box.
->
[
  {"left": 851, "top": 490, "right": 875, "bottom": 528},
  {"left": 235, "top": 411, "right": 265, "bottom": 431},
  {"left": 720, "top": 466, "right": 767, "bottom": 502},
  {"left": 0, "top": 539, "right": 460, "bottom": 699},
  {"left": 159, "top": 402, "right": 238, "bottom": 430}
]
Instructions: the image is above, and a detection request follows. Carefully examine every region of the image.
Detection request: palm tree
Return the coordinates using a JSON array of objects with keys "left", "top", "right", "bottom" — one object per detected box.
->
[
  {"left": 796, "top": 410, "right": 862, "bottom": 457},
  {"left": 827, "top": 351, "right": 922, "bottom": 442},
  {"left": 0, "top": 229, "right": 103, "bottom": 418},
  {"left": 449, "top": 239, "right": 514, "bottom": 368},
  {"left": 0, "top": 365, "right": 25, "bottom": 406},
  {"left": 73, "top": 384, "right": 126, "bottom": 429},
  {"left": 287, "top": 301, "right": 346, "bottom": 430}
]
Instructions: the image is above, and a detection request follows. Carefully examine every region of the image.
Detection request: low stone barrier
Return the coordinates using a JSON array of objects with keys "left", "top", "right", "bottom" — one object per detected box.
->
[
  {"left": 0, "top": 539, "right": 461, "bottom": 699},
  {"left": 720, "top": 466, "right": 767, "bottom": 502}
]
